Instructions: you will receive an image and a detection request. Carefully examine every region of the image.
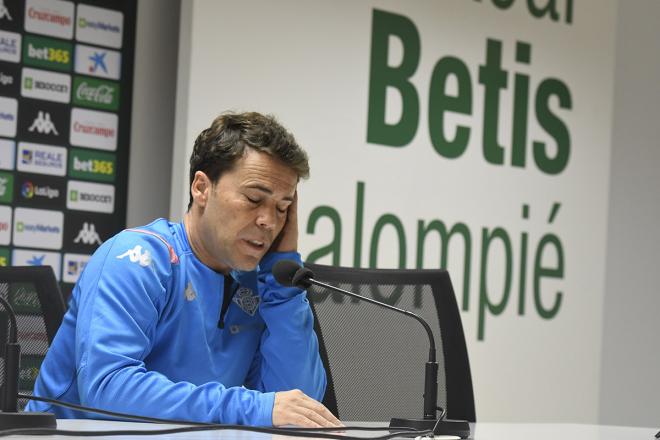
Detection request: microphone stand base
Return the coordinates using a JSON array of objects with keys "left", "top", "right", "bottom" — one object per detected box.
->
[
  {"left": 390, "top": 417, "right": 471, "bottom": 438},
  {"left": 0, "top": 411, "right": 57, "bottom": 430}
]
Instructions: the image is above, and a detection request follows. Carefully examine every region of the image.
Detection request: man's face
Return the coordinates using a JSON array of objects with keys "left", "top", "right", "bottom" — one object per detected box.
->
[{"left": 192, "top": 149, "right": 298, "bottom": 272}]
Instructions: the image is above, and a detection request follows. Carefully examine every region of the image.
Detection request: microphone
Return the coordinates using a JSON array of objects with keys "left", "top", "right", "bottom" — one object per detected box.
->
[
  {"left": 273, "top": 260, "right": 470, "bottom": 438},
  {"left": 0, "top": 296, "right": 56, "bottom": 429}
]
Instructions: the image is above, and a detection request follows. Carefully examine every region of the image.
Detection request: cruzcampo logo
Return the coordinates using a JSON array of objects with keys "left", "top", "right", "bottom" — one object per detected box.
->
[
  {"left": 68, "top": 148, "right": 116, "bottom": 182},
  {"left": 72, "top": 76, "right": 119, "bottom": 111},
  {"left": 0, "top": 171, "right": 13, "bottom": 204},
  {"left": 23, "top": 35, "right": 73, "bottom": 72}
]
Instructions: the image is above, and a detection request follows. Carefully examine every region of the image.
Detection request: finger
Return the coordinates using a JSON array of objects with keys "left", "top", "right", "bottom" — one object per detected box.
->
[
  {"left": 293, "top": 407, "right": 331, "bottom": 428},
  {"left": 296, "top": 405, "right": 337, "bottom": 428},
  {"left": 296, "top": 395, "right": 342, "bottom": 427},
  {"left": 287, "top": 191, "right": 298, "bottom": 221},
  {"left": 274, "top": 412, "right": 323, "bottom": 428}
]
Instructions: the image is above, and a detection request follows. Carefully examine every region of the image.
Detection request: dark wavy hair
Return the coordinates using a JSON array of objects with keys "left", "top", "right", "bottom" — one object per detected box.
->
[{"left": 188, "top": 112, "right": 310, "bottom": 209}]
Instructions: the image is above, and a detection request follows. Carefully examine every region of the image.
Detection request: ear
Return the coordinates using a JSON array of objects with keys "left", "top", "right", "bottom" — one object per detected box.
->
[{"left": 190, "top": 171, "right": 212, "bottom": 208}]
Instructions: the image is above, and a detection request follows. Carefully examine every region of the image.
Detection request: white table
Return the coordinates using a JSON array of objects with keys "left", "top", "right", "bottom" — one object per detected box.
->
[{"left": 4, "top": 420, "right": 657, "bottom": 439}]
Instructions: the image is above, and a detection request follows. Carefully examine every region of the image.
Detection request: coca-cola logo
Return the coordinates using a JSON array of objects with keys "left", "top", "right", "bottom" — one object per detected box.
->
[
  {"left": 72, "top": 77, "right": 119, "bottom": 111},
  {"left": 76, "top": 81, "right": 114, "bottom": 104}
]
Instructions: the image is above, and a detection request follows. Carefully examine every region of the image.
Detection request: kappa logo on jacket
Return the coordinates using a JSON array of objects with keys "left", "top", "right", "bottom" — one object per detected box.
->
[
  {"left": 232, "top": 287, "right": 260, "bottom": 316},
  {"left": 116, "top": 245, "right": 151, "bottom": 267}
]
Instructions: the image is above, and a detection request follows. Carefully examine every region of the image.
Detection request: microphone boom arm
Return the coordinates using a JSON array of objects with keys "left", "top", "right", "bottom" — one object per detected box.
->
[
  {"left": 304, "top": 277, "right": 439, "bottom": 420},
  {"left": 305, "top": 278, "right": 437, "bottom": 362}
]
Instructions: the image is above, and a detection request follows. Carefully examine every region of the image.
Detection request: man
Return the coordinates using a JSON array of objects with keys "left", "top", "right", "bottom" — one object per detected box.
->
[{"left": 27, "top": 112, "right": 340, "bottom": 428}]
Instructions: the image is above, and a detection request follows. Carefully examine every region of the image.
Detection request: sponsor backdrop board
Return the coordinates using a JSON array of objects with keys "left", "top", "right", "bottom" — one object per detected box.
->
[
  {"left": 173, "top": 1, "right": 616, "bottom": 423},
  {"left": 0, "top": 0, "right": 136, "bottom": 311}
]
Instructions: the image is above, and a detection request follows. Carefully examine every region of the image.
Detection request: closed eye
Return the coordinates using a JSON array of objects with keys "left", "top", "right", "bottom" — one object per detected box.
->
[{"left": 276, "top": 201, "right": 292, "bottom": 214}]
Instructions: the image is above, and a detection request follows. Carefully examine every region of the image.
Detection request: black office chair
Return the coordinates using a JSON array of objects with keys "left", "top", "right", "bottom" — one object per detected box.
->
[
  {"left": 305, "top": 263, "right": 476, "bottom": 423},
  {"left": 0, "top": 266, "right": 67, "bottom": 408}
]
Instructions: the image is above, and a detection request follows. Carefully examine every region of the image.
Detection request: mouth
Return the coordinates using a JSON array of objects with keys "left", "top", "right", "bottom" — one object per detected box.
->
[{"left": 242, "top": 238, "right": 267, "bottom": 253}]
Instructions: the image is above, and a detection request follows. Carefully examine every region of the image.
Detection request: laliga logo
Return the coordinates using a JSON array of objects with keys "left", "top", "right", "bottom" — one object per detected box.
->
[
  {"left": 0, "top": 72, "right": 12, "bottom": 86},
  {"left": 21, "top": 181, "right": 34, "bottom": 199}
]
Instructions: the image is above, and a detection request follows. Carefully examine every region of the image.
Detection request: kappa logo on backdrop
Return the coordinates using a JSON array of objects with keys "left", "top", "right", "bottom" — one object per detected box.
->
[
  {"left": 73, "top": 222, "right": 102, "bottom": 245},
  {"left": 116, "top": 245, "right": 152, "bottom": 267},
  {"left": 28, "top": 111, "right": 58, "bottom": 135},
  {"left": 64, "top": 213, "right": 112, "bottom": 251},
  {"left": 0, "top": 0, "right": 21, "bottom": 33},
  {"left": 18, "top": 100, "right": 69, "bottom": 143},
  {"left": 232, "top": 287, "right": 260, "bottom": 316},
  {"left": 0, "top": 0, "right": 13, "bottom": 21}
]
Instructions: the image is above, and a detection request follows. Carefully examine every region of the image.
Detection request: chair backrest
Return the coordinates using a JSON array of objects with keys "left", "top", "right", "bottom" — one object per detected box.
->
[
  {"left": 0, "top": 266, "right": 67, "bottom": 407},
  {"left": 305, "top": 263, "right": 475, "bottom": 422}
]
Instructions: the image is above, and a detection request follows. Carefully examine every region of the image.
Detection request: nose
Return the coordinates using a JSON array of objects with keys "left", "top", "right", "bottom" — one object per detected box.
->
[{"left": 256, "top": 207, "right": 277, "bottom": 231}]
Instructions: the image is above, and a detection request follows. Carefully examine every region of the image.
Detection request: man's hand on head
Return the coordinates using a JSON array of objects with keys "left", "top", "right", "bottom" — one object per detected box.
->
[
  {"left": 272, "top": 389, "right": 342, "bottom": 428},
  {"left": 270, "top": 191, "right": 298, "bottom": 253}
]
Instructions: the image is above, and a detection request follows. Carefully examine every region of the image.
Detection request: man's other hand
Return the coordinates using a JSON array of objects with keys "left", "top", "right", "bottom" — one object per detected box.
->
[
  {"left": 272, "top": 389, "right": 342, "bottom": 428},
  {"left": 271, "top": 191, "right": 298, "bottom": 253}
]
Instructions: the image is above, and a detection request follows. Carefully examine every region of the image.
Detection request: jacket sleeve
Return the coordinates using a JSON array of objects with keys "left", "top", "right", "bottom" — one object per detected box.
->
[
  {"left": 74, "top": 232, "right": 275, "bottom": 426},
  {"left": 244, "top": 252, "right": 327, "bottom": 401}
]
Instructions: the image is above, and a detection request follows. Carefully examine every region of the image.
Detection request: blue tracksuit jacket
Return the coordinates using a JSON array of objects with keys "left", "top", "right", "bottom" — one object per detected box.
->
[{"left": 26, "top": 218, "right": 326, "bottom": 426}]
